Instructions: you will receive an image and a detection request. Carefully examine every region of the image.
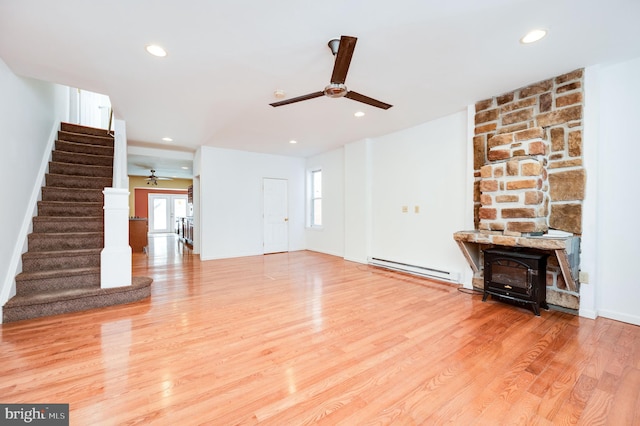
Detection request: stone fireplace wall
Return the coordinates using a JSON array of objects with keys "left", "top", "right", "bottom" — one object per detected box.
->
[
  {"left": 473, "top": 69, "right": 585, "bottom": 235},
  {"left": 466, "top": 69, "right": 585, "bottom": 310}
]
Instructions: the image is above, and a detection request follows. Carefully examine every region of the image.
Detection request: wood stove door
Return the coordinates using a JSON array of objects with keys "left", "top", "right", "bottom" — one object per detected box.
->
[{"left": 485, "top": 257, "right": 534, "bottom": 297}]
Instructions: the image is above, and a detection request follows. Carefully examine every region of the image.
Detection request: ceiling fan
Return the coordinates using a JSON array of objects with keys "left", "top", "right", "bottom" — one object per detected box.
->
[
  {"left": 145, "top": 169, "right": 172, "bottom": 186},
  {"left": 270, "top": 35, "right": 392, "bottom": 110}
]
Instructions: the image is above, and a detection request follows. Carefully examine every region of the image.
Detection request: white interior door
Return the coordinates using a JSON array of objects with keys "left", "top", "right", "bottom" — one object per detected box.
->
[
  {"left": 263, "top": 178, "right": 288, "bottom": 254},
  {"left": 78, "top": 89, "right": 111, "bottom": 129},
  {"left": 149, "top": 194, "right": 188, "bottom": 234}
]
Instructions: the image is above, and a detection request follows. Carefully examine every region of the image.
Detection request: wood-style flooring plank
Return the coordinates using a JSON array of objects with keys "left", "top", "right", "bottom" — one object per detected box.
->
[{"left": 1, "top": 237, "right": 639, "bottom": 425}]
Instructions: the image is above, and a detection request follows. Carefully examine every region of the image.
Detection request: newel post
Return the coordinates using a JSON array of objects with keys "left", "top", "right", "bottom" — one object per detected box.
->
[{"left": 101, "top": 188, "right": 132, "bottom": 288}]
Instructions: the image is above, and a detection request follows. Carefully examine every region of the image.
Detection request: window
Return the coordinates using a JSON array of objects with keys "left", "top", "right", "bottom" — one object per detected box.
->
[{"left": 310, "top": 169, "right": 322, "bottom": 227}]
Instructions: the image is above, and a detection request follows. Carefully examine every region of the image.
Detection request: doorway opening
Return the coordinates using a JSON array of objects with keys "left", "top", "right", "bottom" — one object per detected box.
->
[{"left": 148, "top": 194, "right": 188, "bottom": 234}]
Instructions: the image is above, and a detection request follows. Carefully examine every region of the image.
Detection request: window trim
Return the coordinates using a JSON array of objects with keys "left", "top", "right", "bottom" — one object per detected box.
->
[{"left": 309, "top": 168, "right": 322, "bottom": 228}]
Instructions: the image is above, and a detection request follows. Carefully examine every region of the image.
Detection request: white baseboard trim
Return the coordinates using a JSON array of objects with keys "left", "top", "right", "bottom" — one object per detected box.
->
[
  {"left": 578, "top": 308, "right": 598, "bottom": 320},
  {"left": 597, "top": 309, "right": 640, "bottom": 326}
]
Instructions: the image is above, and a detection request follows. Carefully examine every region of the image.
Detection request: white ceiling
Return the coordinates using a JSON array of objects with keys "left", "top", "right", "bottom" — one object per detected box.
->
[{"left": 1, "top": 0, "right": 640, "bottom": 178}]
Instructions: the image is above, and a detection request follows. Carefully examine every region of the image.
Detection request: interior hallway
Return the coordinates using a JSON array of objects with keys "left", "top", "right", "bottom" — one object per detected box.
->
[{"left": 143, "top": 232, "right": 193, "bottom": 264}]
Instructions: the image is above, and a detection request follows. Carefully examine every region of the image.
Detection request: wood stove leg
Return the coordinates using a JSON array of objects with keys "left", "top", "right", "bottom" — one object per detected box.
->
[
  {"left": 533, "top": 303, "right": 541, "bottom": 316},
  {"left": 482, "top": 292, "right": 489, "bottom": 302}
]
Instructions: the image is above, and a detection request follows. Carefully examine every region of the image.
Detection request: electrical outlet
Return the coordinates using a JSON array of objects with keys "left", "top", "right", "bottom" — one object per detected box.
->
[
  {"left": 579, "top": 271, "right": 589, "bottom": 283},
  {"left": 402, "top": 206, "right": 408, "bottom": 213}
]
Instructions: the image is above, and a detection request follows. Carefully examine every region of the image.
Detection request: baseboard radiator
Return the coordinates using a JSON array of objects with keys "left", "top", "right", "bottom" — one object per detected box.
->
[{"left": 368, "top": 257, "right": 461, "bottom": 284}]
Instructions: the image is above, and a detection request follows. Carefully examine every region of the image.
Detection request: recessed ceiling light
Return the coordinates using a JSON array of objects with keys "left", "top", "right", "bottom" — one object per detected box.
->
[
  {"left": 162, "top": 137, "right": 173, "bottom": 142},
  {"left": 274, "top": 89, "right": 286, "bottom": 99},
  {"left": 354, "top": 111, "right": 365, "bottom": 118},
  {"left": 181, "top": 166, "right": 189, "bottom": 170},
  {"left": 289, "top": 140, "right": 297, "bottom": 144},
  {"left": 146, "top": 44, "right": 167, "bottom": 57},
  {"left": 520, "top": 29, "right": 548, "bottom": 44}
]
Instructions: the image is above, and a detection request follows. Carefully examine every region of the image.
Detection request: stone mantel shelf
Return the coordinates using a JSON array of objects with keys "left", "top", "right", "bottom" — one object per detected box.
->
[{"left": 453, "top": 230, "right": 580, "bottom": 292}]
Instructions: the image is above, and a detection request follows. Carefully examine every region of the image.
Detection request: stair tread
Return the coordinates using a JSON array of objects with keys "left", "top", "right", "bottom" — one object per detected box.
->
[
  {"left": 47, "top": 172, "right": 111, "bottom": 179},
  {"left": 33, "top": 216, "right": 103, "bottom": 221},
  {"left": 59, "top": 129, "right": 113, "bottom": 141},
  {"left": 5, "top": 276, "right": 152, "bottom": 308},
  {"left": 29, "top": 231, "right": 103, "bottom": 236},
  {"left": 17, "top": 267, "right": 100, "bottom": 281},
  {"left": 50, "top": 161, "right": 113, "bottom": 169},
  {"left": 61, "top": 122, "right": 113, "bottom": 132},
  {"left": 43, "top": 186, "right": 104, "bottom": 192},
  {"left": 38, "top": 200, "right": 103, "bottom": 205},
  {"left": 53, "top": 150, "right": 113, "bottom": 159},
  {"left": 22, "top": 248, "right": 102, "bottom": 258},
  {"left": 56, "top": 140, "right": 113, "bottom": 153}
]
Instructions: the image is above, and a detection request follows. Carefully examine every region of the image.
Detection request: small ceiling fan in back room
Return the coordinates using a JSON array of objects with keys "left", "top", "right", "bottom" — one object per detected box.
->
[
  {"left": 270, "top": 35, "right": 393, "bottom": 110},
  {"left": 145, "top": 169, "right": 172, "bottom": 186}
]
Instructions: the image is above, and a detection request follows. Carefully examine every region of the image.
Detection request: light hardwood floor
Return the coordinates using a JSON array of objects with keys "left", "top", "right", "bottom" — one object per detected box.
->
[{"left": 1, "top": 234, "right": 639, "bottom": 425}]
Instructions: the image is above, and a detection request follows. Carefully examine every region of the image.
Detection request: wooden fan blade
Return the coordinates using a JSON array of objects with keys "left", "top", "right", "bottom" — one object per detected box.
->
[
  {"left": 345, "top": 91, "right": 393, "bottom": 110},
  {"left": 270, "top": 91, "right": 324, "bottom": 107},
  {"left": 330, "top": 36, "right": 357, "bottom": 84}
]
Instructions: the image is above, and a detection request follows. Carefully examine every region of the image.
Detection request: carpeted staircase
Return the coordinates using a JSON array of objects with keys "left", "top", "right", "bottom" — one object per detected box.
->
[{"left": 2, "top": 123, "right": 152, "bottom": 323}]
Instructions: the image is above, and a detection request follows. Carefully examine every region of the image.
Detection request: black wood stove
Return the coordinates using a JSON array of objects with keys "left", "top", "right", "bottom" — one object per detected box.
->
[{"left": 483, "top": 248, "right": 549, "bottom": 315}]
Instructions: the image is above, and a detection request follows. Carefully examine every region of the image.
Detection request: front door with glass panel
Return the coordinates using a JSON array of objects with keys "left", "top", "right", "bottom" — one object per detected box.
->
[{"left": 148, "top": 194, "right": 188, "bottom": 233}]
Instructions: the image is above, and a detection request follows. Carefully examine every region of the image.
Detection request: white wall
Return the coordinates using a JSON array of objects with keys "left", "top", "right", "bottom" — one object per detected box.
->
[
  {"left": 344, "top": 139, "right": 373, "bottom": 263},
  {"left": 309, "top": 110, "right": 471, "bottom": 283},
  {"left": 370, "top": 110, "right": 470, "bottom": 281},
  {"left": 198, "top": 146, "right": 306, "bottom": 260},
  {"left": 305, "top": 148, "right": 345, "bottom": 257},
  {"left": 0, "top": 57, "right": 69, "bottom": 311},
  {"left": 581, "top": 57, "right": 640, "bottom": 325}
]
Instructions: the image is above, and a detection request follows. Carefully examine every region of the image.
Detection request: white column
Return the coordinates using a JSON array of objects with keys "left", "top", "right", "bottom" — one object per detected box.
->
[{"left": 101, "top": 188, "right": 131, "bottom": 288}]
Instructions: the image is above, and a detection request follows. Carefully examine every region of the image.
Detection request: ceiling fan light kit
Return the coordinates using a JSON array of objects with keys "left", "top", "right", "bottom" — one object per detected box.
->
[{"left": 269, "top": 35, "right": 392, "bottom": 110}]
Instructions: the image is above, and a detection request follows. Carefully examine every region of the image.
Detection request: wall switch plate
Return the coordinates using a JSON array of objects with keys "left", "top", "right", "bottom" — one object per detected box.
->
[
  {"left": 402, "top": 206, "right": 408, "bottom": 213},
  {"left": 414, "top": 205, "right": 420, "bottom": 213}
]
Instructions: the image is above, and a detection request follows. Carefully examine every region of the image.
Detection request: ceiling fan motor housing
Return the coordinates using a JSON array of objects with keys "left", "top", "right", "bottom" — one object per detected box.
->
[{"left": 324, "top": 83, "right": 347, "bottom": 98}]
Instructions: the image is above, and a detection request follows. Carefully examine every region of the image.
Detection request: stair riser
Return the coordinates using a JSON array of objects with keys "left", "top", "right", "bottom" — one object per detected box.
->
[
  {"left": 55, "top": 140, "right": 114, "bottom": 157},
  {"left": 42, "top": 188, "right": 103, "bottom": 203},
  {"left": 61, "top": 123, "right": 112, "bottom": 137},
  {"left": 16, "top": 273, "right": 100, "bottom": 296},
  {"left": 46, "top": 174, "right": 112, "bottom": 189},
  {"left": 58, "top": 130, "right": 114, "bottom": 147},
  {"left": 28, "top": 235, "right": 103, "bottom": 251},
  {"left": 33, "top": 220, "right": 103, "bottom": 233},
  {"left": 22, "top": 253, "right": 100, "bottom": 273},
  {"left": 49, "top": 162, "right": 113, "bottom": 178},
  {"left": 38, "top": 202, "right": 103, "bottom": 217},
  {"left": 52, "top": 151, "right": 113, "bottom": 167}
]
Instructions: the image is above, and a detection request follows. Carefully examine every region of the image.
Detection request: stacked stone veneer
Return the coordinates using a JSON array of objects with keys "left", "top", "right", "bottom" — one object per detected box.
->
[
  {"left": 469, "top": 69, "right": 585, "bottom": 310},
  {"left": 474, "top": 69, "right": 585, "bottom": 236}
]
